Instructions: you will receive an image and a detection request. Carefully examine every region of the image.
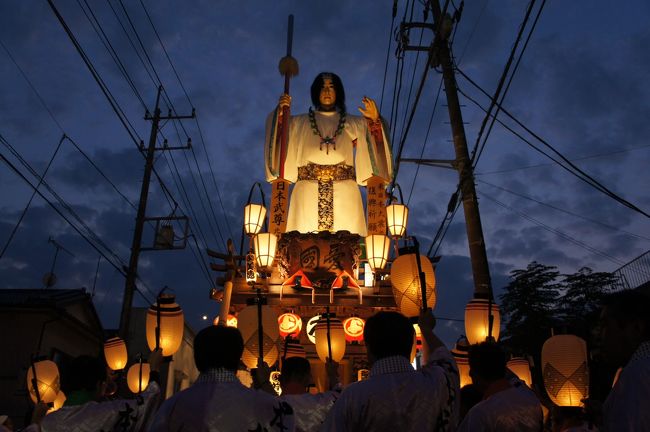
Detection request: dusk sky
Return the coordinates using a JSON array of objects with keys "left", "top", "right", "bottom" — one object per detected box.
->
[{"left": 1, "top": 0, "right": 649, "bottom": 346}]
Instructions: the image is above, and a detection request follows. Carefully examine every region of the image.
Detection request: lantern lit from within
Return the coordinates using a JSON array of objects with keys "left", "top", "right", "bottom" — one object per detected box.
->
[
  {"left": 314, "top": 317, "right": 346, "bottom": 363},
  {"left": 464, "top": 297, "right": 501, "bottom": 344},
  {"left": 282, "top": 338, "right": 307, "bottom": 359},
  {"left": 145, "top": 293, "right": 184, "bottom": 357},
  {"left": 127, "top": 362, "right": 150, "bottom": 394},
  {"left": 253, "top": 233, "right": 277, "bottom": 268},
  {"left": 238, "top": 305, "right": 280, "bottom": 369},
  {"left": 451, "top": 337, "right": 471, "bottom": 387},
  {"left": 104, "top": 337, "right": 128, "bottom": 371},
  {"left": 27, "top": 360, "right": 60, "bottom": 404},
  {"left": 390, "top": 253, "right": 436, "bottom": 318},
  {"left": 542, "top": 334, "right": 589, "bottom": 407},
  {"left": 48, "top": 390, "right": 66, "bottom": 413},
  {"left": 386, "top": 203, "right": 409, "bottom": 237},
  {"left": 244, "top": 203, "right": 267, "bottom": 236},
  {"left": 343, "top": 317, "right": 365, "bottom": 342},
  {"left": 507, "top": 357, "right": 533, "bottom": 387},
  {"left": 365, "top": 234, "right": 390, "bottom": 271},
  {"left": 278, "top": 313, "right": 302, "bottom": 338},
  {"left": 306, "top": 315, "right": 321, "bottom": 344}
]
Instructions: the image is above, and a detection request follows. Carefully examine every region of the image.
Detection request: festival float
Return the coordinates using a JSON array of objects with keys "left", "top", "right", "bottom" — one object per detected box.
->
[{"left": 205, "top": 16, "right": 436, "bottom": 391}]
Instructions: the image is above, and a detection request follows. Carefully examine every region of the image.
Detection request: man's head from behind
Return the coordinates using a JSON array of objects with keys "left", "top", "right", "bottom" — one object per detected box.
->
[
  {"left": 279, "top": 356, "right": 312, "bottom": 395},
  {"left": 468, "top": 342, "right": 506, "bottom": 393},
  {"left": 61, "top": 355, "right": 107, "bottom": 398},
  {"left": 194, "top": 325, "right": 244, "bottom": 373},
  {"left": 364, "top": 311, "right": 414, "bottom": 364},
  {"left": 599, "top": 289, "right": 650, "bottom": 367}
]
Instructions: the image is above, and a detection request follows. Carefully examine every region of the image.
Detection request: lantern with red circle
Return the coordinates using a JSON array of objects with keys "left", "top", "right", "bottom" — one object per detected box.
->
[
  {"left": 343, "top": 317, "right": 365, "bottom": 342},
  {"left": 278, "top": 313, "right": 302, "bottom": 338}
]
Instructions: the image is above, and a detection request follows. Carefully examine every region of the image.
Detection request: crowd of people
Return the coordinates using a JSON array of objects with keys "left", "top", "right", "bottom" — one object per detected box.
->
[{"left": 3, "top": 289, "right": 648, "bottom": 431}]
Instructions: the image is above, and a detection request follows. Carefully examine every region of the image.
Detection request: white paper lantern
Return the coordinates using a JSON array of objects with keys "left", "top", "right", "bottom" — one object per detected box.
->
[
  {"left": 390, "top": 253, "right": 436, "bottom": 317},
  {"left": 542, "top": 334, "right": 589, "bottom": 407},
  {"left": 464, "top": 297, "right": 500, "bottom": 344},
  {"left": 507, "top": 357, "right": 533, "bottom": 387},
  {"left": 238, "top": 305, "right": 280, "bottom": 369},
  {"left": 314, "top": 317, "right": 346, "bottom": 363}
]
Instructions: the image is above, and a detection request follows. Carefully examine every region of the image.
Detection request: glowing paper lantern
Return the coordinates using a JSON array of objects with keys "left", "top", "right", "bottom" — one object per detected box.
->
[
  {"left": 146, "top": 293, "right": 184, "bottom": 357},
  {"left": 213, "top": 313, "right": 238, "bottom": 327},
  {"left": 104, "top": 337, "right": 128, "bottom": 371},
  {"left": 253, "top": 233, "right": 277, "bottom": 268},
  {"left": 306, "top": 315, "right": 321, "bottom": 344},
  {"left": 278, "top": 313, "right": 302, "bottom": 338},
  {"left": 238, "top": 305, "right": 280, "bottom": 369},
  {"left": 451, "top": 338, "right": 471, "bottom": 388},
  {"left": 127, "top": 362, "right": 150, "bottom": 394},
  {"left": 542, "top": 334, "right": 589, "bottom": 407},
  {"left": 390, "top": 253, "right": 436, "bottom": 317},
  {"left": 386, "top": 203, "right": 409, "bottom": 237},
  {"left": 281, "top": 338, "right": 307, "bottom": 359},
  {"left": 244, "top": 203, "right": 267, "bottom": 236},
  {"left": 314, "top": 317, "right": 346, "bottom": 363},
  {"left": 343, "top": 317, "right": 365, "bottom": 342},
  {"left": 507, "top": 357, "right": 533, "bottom": 387},
  {"left": 27, "top": 360, "right": 60, "bottom": 404},
  {"left": 48, "top": 390, "right": 66, "bottom": 413},
  {"left": 365, "top": 234, "right": 390, "bottom": 271},
  {"left": 464, "top": 297, "right": 501, "bottom": 344}
]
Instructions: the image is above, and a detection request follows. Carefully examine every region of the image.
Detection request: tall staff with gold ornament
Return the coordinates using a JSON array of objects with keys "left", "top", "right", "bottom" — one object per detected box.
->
[{"left": 269, "top": 15, "right": 298, "bottom": 236}]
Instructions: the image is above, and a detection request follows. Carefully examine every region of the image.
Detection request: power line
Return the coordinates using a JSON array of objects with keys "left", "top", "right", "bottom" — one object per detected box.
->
[
  {"left": 0, "top": 135, "right": 65, "bottom": 259},
  {"left": 454, "top": 72, "right": 650, "bottom": 219},
  {"left": 477, "top": 179, "right": 650, "bottom": 242},
  {"left": 479, "top": 191, "right": 626, "bottom": 266},
  {"left": 475, "top": 144, "right": 650, "bottom": 175},
  {"left": 469, "top": 0, "right": 541, "bottom": 168}
]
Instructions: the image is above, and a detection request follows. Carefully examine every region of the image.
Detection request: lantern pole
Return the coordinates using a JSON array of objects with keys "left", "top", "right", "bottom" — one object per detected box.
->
[
  {"left": 30, "top": 355, "right": 42, "bottom": 403},
  {"left": 412, "top": 237, "right": 428, "bottom": 312},
  {"left": 249, "top": 287, "right": 269, "bottom": 366},
  {"left": 137, "top": 353, "right": 143, "bottom": 394},
  {"left": 325, "top": 306, "right": 333, "bottom": 362}
]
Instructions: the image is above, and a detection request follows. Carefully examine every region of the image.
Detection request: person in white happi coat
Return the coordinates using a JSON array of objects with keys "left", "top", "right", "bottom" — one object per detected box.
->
[
  {"left": 321, "top": 309, "right": 460, "bottom": 431},
  {"left": 278, "top": 357, "right": 339, "bottom": 432},
  {"left": 265, "top": 72, "right": 392, "bottom": 236},
  {"left": 599, "top": 289, "right": 650, "bottom": 431},
  {"left": 149, "top": 325, "right": 295, "bottom": 432},
  {"left": 457, "top": 342, "right": 543, "bottom": 432},
  {"left": 26, "top": 349, "right": 162, "bottom": 432}
]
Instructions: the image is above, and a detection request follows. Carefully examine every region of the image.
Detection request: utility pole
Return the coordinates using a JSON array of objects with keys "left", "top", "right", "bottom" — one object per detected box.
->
[
  {"left": 432, "top": 2, "right": 492, "bottom": 299},
  {"left": 118, "top": 86, "right": 194, "bottom": 341},
  {"left": 401, "top": 1, "right": 493, "bottom": 299}
]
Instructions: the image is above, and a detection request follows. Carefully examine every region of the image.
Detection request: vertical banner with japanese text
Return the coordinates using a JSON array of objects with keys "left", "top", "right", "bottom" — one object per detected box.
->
[
  {"left": 270, "top": 178, "right": 290, "bottom": 236},
  {"left": 366, "top": 175, "right": 388, "bottom": 235}
]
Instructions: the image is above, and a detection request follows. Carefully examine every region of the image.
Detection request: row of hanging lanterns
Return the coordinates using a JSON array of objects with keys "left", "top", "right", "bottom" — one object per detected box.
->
[{"left": 102, "top": 291, "right": 185, "bottom": 394}]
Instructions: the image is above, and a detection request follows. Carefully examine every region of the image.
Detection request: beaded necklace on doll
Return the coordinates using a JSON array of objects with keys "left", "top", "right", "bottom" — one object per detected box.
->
[{"left": 308, "top": 107, "right": 346, "bottom": 154}]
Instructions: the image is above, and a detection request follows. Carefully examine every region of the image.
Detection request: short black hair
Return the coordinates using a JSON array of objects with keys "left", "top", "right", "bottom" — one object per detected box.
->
[
  {"left": 310, "top": 72, "right": 346, "bottom": 112},
  {"left": 280, "top": 357, "right": 311, "bottom": 385},
  {"left": 468, "top": 342, "right": 506, "bottom": 381},
  {"left": 602, "top": 289, "right": 650, "bottom": 337},
  {"left": 61, "top": 355, "right": 107, "bottom": 393},
  {"left": 194, "top": 325, "right": 244, "bottom": 372},
  {"left": 364, "top": 311, "right": 414, "bottom": 360}
]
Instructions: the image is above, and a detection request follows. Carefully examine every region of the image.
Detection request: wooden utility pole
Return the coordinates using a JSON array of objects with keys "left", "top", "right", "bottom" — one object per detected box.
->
[
  {"left": 118, "top": 86, "right": 194, "bottom": 341},
  {"left": 430, "top": 1, "right": 493, "bottom": 298},
  {"left": 399, "top": 2, "right": 493, "bottom": 299}
]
